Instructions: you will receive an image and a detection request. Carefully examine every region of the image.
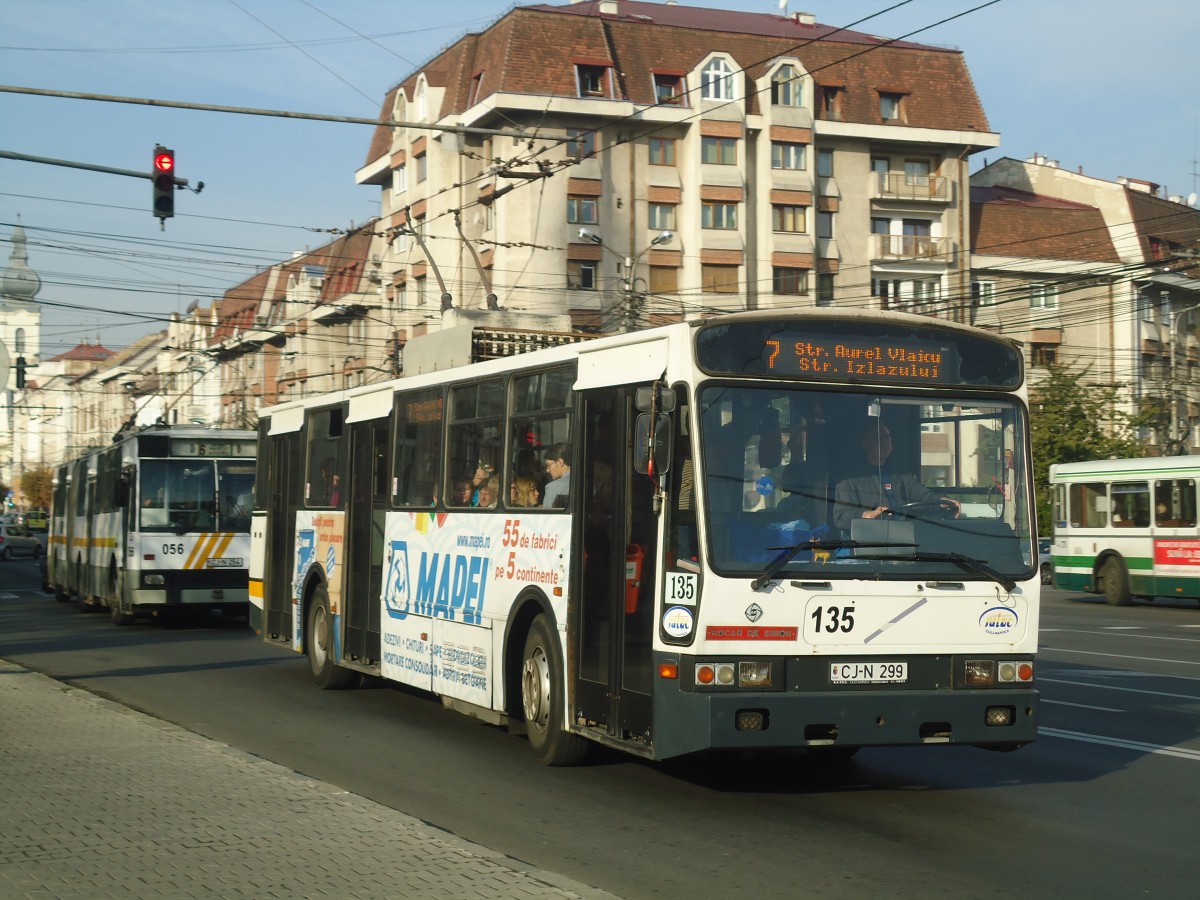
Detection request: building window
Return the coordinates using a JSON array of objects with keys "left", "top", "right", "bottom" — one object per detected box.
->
[
  {"left": 649, "top": 137, "right": 676, "bottom": 166},
  {"left": 568, "top": 261, "right": 597, "bottom": 290},
  {"left": 817, "top": 85, "right": 842, "bottom": 119},
  {"left": 1030, "top": 283, "right": 1058, "bottom": 309},
  {"left": 904, "top": 159, "right": 931, "bottom": 187},
  {"left": 871, "top": 156, "right": 889, "bottom": 190},
  {"left": 468, "top": 72, "right": 484, "bottom": 106},
  {"left": 972, "top": 280, "right": 997, "bottom": 306},
  {"left": 701, "top": 136, "right": 737, "bottom": 165},
  {"left": 393, "top": 165, "right": 407, "bottom": 194},
  {"left": 771, "top": 65, "right": 801, "bottom": 106},
  {"left": 816, "top": 211, "right": 833, "bottom": 240},
  {"left": 1031, "top": 343, "right": 1058, "bottom": 367},
  {"left": 771, "top": 141, "right": 805, "bottom": 170},
  {"left": 654, "top": 73, "right": 686, "bottom": 105},
  {"left": 648, "top": 203, "right": 676, "bottom": 231},
  {"left": 567, "top": 129, "right": 597, "bottom": 159},
  {"left": 816, "top": 273, "right": 835, "bottom": 306},
  {"left": 702, "top": 201, "right": 737, "bottom": 230},
  {"left": 701, "top": 264, "right": 739, "bottom": 293},
  {"left": 416, "top": 276, "right": 428, "bottom": 305},
  {"left": 415, "top": 152, "right": 427, "bottom": 183},
  {"left": 576, "top": 65, "right": 609, "bottom": 97},
  {"left": 773, "top": 267, "right": 808, "bottom": 295},
  {"left": 701, "top": 57, "right": 734, "bottom": 100},
  {"left": 649, "top": 266, "right": 678, "bottom": 293},
  {"left": 817, "top": 148, "right": 834, "bottom": 178},
  {"left": 871, "top": 217, "right": 890, "bottom": 236},
  {"left": 567, "top": 196, "right": 598, "bottom": 224},
  {"left": 879, "top": 92, "right": 904, "bottom": 120},
  {"left": 772, "top": 205, "right": 806, "bottom": 233}
]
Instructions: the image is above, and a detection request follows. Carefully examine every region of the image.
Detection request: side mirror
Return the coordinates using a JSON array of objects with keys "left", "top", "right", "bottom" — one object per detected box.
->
[
  {"left": 635, "top": 385, "right": 676, "bottom": 413},
  {"left": 634, "top": 413, "right": 673, "bottom": 475}
]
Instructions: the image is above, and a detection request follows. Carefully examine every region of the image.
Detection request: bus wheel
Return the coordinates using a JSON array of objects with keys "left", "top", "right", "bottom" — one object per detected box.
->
[
  {"left": 1100, "top": 556, "right": 1132, "bottom": 606},
  {"left": 307, "top": 584, "right": 353, "bottom": 690},
  {"left": 520, "top": 614, "right": 589, "bottom": 766},
  {"left": 110, "top": 570, "right": 135, "bottom": 626}
]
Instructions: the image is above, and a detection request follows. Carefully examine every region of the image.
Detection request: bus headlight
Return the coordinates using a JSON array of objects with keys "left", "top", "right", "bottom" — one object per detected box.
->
[
  {"left": 144, "top": 573, "right": 165, "bottom": 586},
  {"left": 964, "top": 660, "right": 995, "bottom": 685},
  {"left": 738, "top": 661, "right": 773, "bottom": 687}
]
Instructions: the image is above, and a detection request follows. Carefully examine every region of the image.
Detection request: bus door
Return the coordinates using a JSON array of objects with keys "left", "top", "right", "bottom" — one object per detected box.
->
[
  {"left": 575, "top": 388, "right": 656, "bottom": 745},
  {"left": 264, "top": 432, "right": 302, "bottom": 640},
  {"left": 343, "top": 420, "right": 387, "bottom": 664}
]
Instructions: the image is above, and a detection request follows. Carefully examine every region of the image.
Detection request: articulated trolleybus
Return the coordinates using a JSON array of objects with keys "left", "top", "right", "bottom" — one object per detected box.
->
[
  {"left": 1049, "top": 455, "right": 1200, "bottom": 605},
  {"left": 251, "top": 310, "right": 1039, "bottom": 764},
  {"left": 49, "top": 426, "right": 257, "bottom": 623}
]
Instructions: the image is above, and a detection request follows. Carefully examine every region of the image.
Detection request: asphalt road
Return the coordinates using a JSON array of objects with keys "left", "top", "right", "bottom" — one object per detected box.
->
[{"left": 2, "top": 559, "right": 1197, "bottom": 899}]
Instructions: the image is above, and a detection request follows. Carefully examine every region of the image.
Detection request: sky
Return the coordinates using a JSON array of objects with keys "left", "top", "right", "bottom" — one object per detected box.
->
[{"left": 1, "top": 0, "right": 1197, "bottom": 358}]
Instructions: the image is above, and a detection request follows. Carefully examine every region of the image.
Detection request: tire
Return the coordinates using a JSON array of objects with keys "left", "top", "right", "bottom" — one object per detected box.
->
[
  {"left": 307, "top": 583, "right": 354, "bottom": 689},
  {"left": 32, "top": 544, "right": 43, "bottom": 560},
  {"left": 110, "top": 569, "right": 135, "bottom": 626},
  {"left": 1100, "top": 556, "right": 1131, "bottom": 606},
  {"left": 1040, "top": 562, "right": 1052, "bottom": 585},
  {"left": 1, "top": 547, "right": 11, "bottom": 561},
  {"left": 521, "top": 614, "right": 589, "bottom": 766}
]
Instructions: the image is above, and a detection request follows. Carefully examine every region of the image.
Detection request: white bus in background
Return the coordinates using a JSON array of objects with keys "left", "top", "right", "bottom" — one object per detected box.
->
[
  {"left": 1049, "top": 456, "right": 1200, "bottom": 605},
  {"left": 250, "top": 310, "right": 1040, "bottom": 765},
  {"left": 48, "top": 426, "right": 257, "bottom": 623}
]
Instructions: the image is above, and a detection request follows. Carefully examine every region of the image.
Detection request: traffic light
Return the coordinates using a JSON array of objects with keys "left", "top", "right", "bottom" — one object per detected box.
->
[
  {"left": 14, "top": 356, "right": 26, "bottom": 390},
  {"left": 153, "top": 146, "right": 175, "bottom": 219}
]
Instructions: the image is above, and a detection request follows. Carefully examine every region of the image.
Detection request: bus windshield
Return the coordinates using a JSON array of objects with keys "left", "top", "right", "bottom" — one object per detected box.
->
[
  {"left": 140, "top": 460, "right": 218, "bottom": 533},
  {"left": 698, "top": 384, "right": 1033, "bottom": 582}
]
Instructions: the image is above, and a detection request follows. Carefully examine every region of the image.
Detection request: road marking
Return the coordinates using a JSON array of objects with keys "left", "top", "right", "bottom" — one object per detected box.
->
[
  {"left": 1042, "top": 699, "right": 1124, "bottom": 712},
  {"left": 1039, "top": 646, "right": 1200, "bottom": 667},
  {"left": 1040, "top": 677, "right": 1200, "bottom": 700},
  {"left": 1040, "top": 727, "right": 1200, "bottom": 761},
  {"left": 0, "top": 592, "right": 17, "bottom": 600},
  {"left": 1043, "top": 629, "right": 1200, "bottom": 644}
]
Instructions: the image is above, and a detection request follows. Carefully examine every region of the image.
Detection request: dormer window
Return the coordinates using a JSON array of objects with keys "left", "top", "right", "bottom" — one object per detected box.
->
[
  {"left": 701, "top": 57, "right": 734, "bottom": 101},
  {"left": 771, "top": 65, "right": 802, "bottom": 107},
  {"left": 654, "top": 71, "right": 686, "bottom": 106},
  {"left": 468, "top": 71, "right": 484, "bottom": 106},
  {"left": 817, "top": 84, "right": 842, "bottom": 120},
  {"left": 576, "top": 64, "right": 611, "bottom": 98},
  {"left": 879, "top": 91, "right": 906, "bottom": 121}
]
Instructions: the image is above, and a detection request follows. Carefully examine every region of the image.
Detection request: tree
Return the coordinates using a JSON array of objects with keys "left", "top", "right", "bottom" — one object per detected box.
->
[
  {"left": 1029, "top": 364, "right": 1149, "bottom": 532},
  {"left": 20, "top": 466, "right": 54, "bottom": 511}
]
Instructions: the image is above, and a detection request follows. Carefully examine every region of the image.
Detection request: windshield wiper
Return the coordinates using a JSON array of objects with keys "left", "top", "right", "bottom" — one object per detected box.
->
[
  {"left": 850, "top": 551, "right": 1016, "bottom": 592},
  {"left": 750, "top": 539, "right": 915, "bottom": 590}
]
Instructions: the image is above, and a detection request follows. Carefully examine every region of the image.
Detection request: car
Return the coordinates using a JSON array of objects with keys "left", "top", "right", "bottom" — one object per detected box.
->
[
  {"left": 0, "top": 522, "right": 43, "bottom": 560},
  {"left": 1038, "top": 537, "right": 1054, "bottom": 585}
]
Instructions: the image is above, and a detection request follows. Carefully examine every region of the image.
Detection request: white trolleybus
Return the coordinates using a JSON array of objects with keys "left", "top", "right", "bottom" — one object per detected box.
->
[
  {"left": 1049, "top": 455, "right": 1200, "bottom": 605},
  {"left": 48, "top": 426, "right": 257, "bottom": 623},
  {"left": 250, "top": 310, "right": 1040, "bottom": 764}
]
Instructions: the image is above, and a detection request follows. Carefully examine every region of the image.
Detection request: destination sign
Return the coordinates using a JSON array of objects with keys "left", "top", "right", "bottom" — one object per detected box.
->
[{"left": 695, "top": 319, "right": 1022, "bottom": 389}]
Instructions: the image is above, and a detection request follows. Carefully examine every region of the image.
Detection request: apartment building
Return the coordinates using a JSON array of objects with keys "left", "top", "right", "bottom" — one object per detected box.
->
[
  {"left": 355, "top": 0, "right": 999, "bottom": 333},
  {"left": 971, "top": 156, "right": 1200, "bottom": 451}
]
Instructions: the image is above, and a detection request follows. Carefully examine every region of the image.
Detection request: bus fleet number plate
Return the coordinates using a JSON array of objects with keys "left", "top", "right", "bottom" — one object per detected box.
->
[{"left": 829, "top": 662, "right": 908, "bottom": 684}]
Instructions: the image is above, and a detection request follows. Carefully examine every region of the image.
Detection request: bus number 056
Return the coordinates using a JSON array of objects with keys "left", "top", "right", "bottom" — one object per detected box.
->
[{"left": 810, "top": 605, "right": 855, "bottom": 633}]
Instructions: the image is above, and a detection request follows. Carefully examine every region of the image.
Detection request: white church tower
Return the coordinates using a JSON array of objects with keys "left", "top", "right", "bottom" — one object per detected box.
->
[{"left": 1, "top": 221, "right": 44, "bottom": 498}]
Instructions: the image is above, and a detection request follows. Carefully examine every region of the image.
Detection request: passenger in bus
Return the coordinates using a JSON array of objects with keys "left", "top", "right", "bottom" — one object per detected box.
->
[
  {"left": 542, "top": 444, "right": 571, "bottom": 508},
  {"left": 834, "top": 422, "right": 958, "bottom": 532},
  {"left": 450, "top": 479, "right": 474, "bottom": 507},
  {"left": 470, "top": 461, "right": 495, "bottom": 506},
  {"left": 511, "top": 477, "right": 541, "bottom": 508},
  {"left": 477, "top": 476, "right": 500, "bottom": 509}
]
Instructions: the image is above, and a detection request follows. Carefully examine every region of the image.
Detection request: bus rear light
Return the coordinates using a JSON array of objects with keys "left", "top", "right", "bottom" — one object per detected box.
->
[
  {"left": 738, "top": 661, "right": 772, "bottom": 688},
  {"left": 144, "top": 573, "right": 165, "bottom": 586},
  {"left": 964, "top": 660, "right": 994, "bottom": 685},
  {"left": 144, "top": 553, "right": 155, "bottom": 561},
  {"left": 696, "top": 664, "right": 716, "bottom": 685},
  {"left": 695, "top": 663, "right": 736, "bottom": 685},
  {"left": 715, "top": 663, "right": 736, "bottom": 685},
  {"left": 658, "top": 662, "right": 679, "bottom": 680},
  {"left": 999, "top": 661, "right": 1034, "bottom": 683}
]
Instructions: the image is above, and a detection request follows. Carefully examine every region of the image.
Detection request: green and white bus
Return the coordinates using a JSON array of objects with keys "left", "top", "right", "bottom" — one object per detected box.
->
[{"left": 1049, "top": 456, "right": 1200, "bottom": 605}]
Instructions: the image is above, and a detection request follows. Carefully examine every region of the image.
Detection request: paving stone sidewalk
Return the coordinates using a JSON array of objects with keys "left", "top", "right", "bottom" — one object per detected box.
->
[{"left": 0, "top": 659, "right": 619, "bottom": 900}]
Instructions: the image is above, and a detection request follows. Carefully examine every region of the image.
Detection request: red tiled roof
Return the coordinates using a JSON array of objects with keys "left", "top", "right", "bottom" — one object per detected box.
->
[
  {"left": 48, "top": 341, "right": 114, "bottom": 363},
  {"left": 970, "top": 186, "right": 1121, "bottom": 263},
  {"left": 365, "top": 1, "right": 987, "bottom": 166}
]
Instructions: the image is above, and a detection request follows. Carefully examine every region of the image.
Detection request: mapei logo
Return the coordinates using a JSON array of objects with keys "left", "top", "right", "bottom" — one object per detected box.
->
[
  {"left": 383, "top": 539, "right": 412, "bottom": 620},
  {"left": 979, "top": 606, "right": 1019, "bottom": 636}
]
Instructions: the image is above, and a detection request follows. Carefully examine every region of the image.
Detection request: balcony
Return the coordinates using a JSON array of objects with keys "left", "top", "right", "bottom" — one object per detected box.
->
[
  {"left": 874, "top": 173, "right": 952, "bottom": 203},
  {"left": 873, "top": 234, "right": 956, "bottom": 262}
]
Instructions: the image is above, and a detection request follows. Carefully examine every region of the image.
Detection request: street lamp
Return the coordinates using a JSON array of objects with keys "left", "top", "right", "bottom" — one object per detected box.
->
[
  {"left": 577, "top": 229, "right": 675, "bottom": 331},
  {"left": 1169, "top": 301, "right": 1200, "bottom": 453}
]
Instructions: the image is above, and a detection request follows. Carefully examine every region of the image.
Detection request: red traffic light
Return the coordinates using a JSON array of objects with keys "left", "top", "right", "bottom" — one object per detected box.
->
[{"left": 154, "top": 151, "right": 174, "bottom": 173}]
